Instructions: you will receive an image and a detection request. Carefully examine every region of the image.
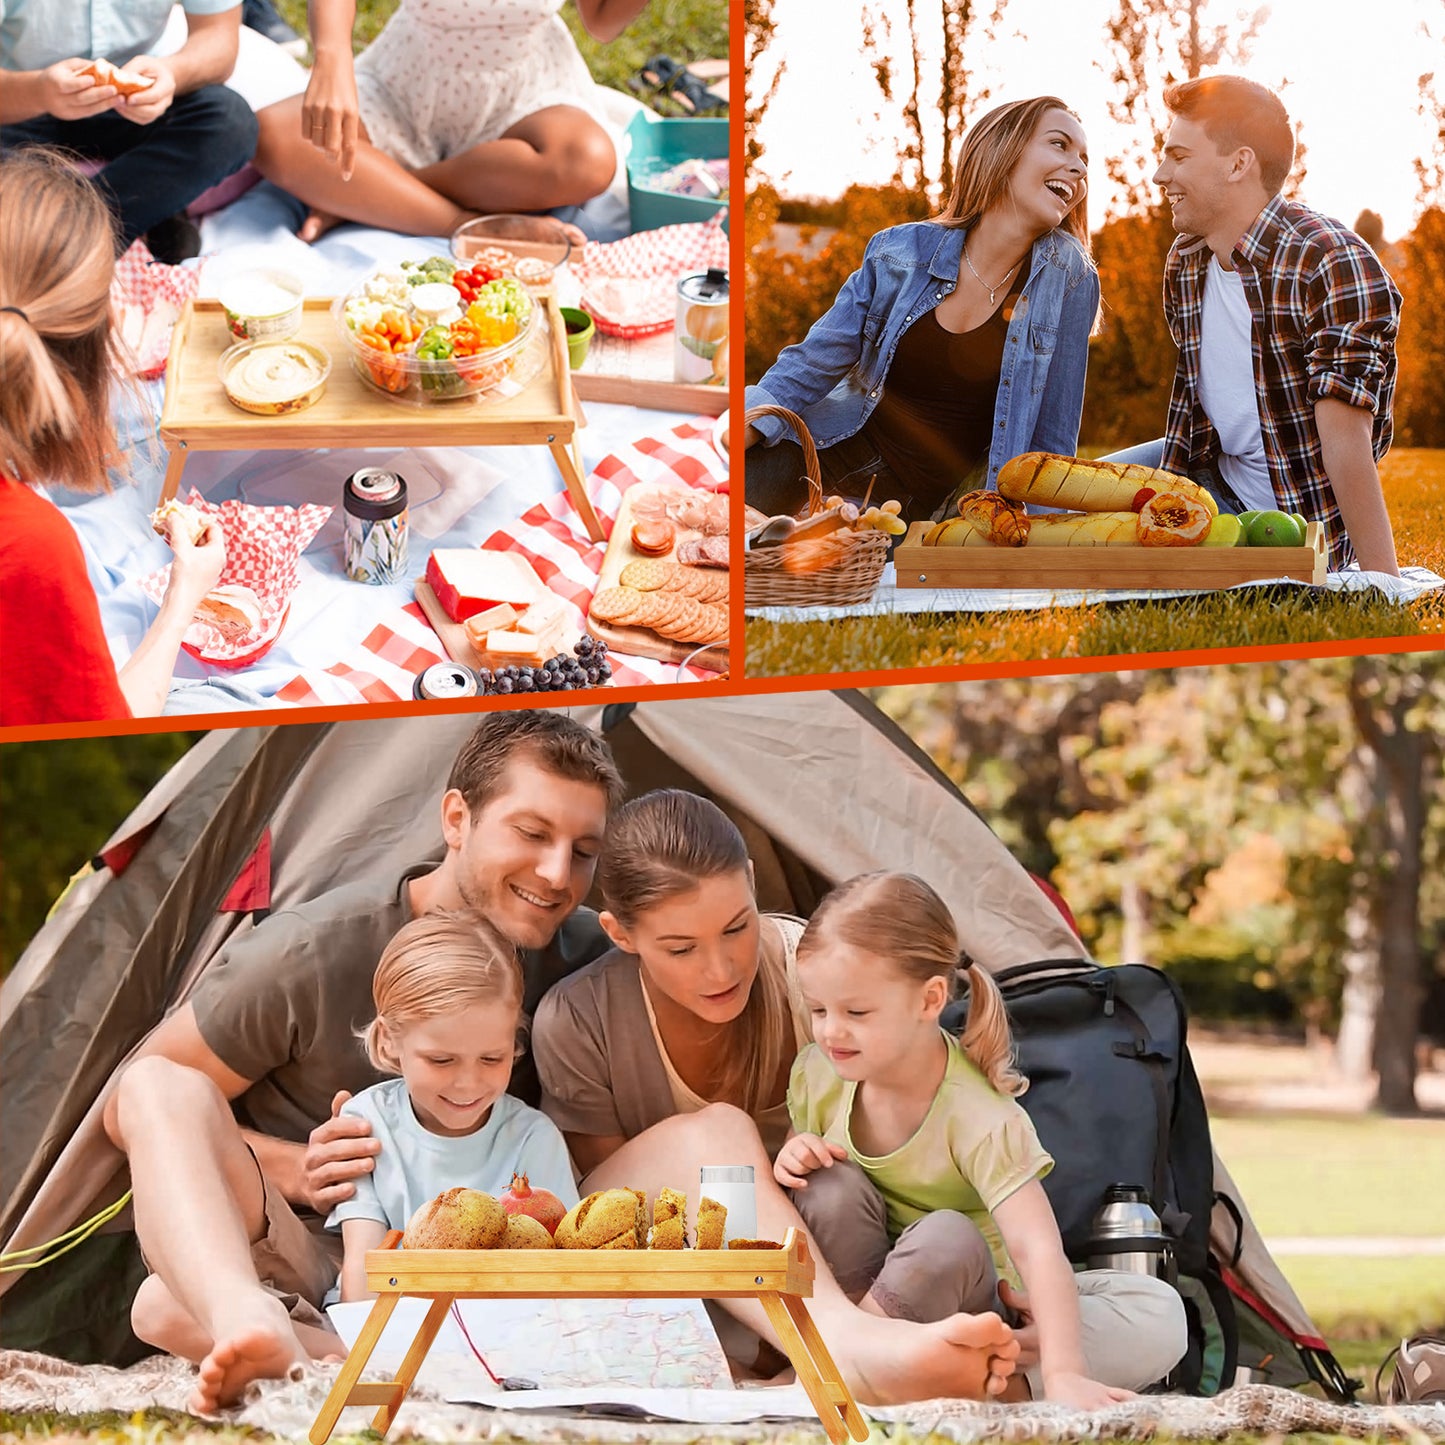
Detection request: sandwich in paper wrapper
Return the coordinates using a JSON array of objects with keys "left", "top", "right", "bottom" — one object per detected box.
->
[
  {"left": 570, "top": 216, "right": 728, "bottom": 339},
  {"left": 140, "top": 489, "right": 331, "bottom": 667}
]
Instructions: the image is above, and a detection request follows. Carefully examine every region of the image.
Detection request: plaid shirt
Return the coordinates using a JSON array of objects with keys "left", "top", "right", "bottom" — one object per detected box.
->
[{"left": 1161, "top": 194, "right": 1401, "bottom": 568}]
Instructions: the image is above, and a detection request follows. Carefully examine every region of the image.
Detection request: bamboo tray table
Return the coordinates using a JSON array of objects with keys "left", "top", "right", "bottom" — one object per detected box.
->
[
  {"left": 158, "top": 296, "right": 605, "bottom": 542},
  {"left": 892, "top": 519, "right": 1328, "bottom": 589},
  {"left": 309, "top": 1226, "right": 868, "bottom": 1445}
]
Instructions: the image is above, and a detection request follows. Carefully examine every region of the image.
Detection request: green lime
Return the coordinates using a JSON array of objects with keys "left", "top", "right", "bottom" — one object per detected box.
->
[
  {"left": 1202, "top": 514, "right": 1243, "bottom": 547},
  {"left": 1235, "top": 510, "right": 1261, "bottom": 530},
  {"left": 1245, "top": 510, "right": 1306, "bottom": 548}
]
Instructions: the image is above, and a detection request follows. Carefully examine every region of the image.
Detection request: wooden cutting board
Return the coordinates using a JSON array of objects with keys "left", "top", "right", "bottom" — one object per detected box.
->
[
  {"left": 892, "top": 520, "right": 1328, "bottom": 589},
  {"left": 414, "top": 578, "right": 579, "bottom": 670},
  {"left": 586, "top": 485, "right": 730, "bottom": 667}
]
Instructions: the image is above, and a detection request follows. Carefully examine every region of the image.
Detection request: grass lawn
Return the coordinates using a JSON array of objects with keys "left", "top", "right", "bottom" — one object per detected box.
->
[
  {"left": 744, "top": 448, "right": 1445, "bottom": 678},
  {"left": 272, "top": 0, "right": 730, "bottom": 99}
]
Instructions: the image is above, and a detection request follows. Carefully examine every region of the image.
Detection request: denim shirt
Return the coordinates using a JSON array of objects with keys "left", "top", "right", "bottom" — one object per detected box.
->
[{"left": 745, "top": 221, "right": 1099, "bottom": 492}]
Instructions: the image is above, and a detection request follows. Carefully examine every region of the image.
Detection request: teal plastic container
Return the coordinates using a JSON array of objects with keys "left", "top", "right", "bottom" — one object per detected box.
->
[{"left": 624, "top": 112, "right": 729, "bottom": 233}]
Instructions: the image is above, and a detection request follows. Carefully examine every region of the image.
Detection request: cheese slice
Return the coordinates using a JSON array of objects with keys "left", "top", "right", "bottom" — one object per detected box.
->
[
  {"left": 514, "top": 591, "right": 569, "bottom": 636},
  {"left": 462, "top": 602, "right": 519, "bottom": 650},
  {"left": 482, "top": 630, "right": 552, "bottom": 666},
  {"left": 425, "top": 549, "right": 542, "bottom": 622}
]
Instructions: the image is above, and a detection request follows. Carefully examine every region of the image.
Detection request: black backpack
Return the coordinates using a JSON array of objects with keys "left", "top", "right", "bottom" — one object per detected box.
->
[{"left": 941, "top": 957, "right": 1237, "bottom": 1395}]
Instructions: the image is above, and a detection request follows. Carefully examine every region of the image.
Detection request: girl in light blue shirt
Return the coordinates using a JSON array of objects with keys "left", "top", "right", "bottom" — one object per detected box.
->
[
  {"left": 745, "top": 96, "right": 1099, "bottom": 527},
  {"left": 328, "top": 910, "right": 579, "bottom": 1301}
]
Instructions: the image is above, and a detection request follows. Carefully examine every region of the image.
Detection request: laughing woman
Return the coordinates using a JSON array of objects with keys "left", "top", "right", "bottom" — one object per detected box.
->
[
  {"left": 744, "top": 96, "right": 1097, "bottom": 525},
  {"left": 532, "top": 789, "right": 1021, "bottom": 1408}
]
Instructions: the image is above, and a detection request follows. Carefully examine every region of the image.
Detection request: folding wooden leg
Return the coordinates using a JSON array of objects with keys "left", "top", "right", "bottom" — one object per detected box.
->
[
  {"left": 308, "top": 1292, "right": 400, "bottom": 1445},
  {"left": 549, "top": 440, "right": 604, "bottom": 542},
  {"left": 372, "top": 1294, "right": 454, "bottom": 1434},
  {"left": 159, "top": 446, "right": 188, "bottom": 504},
  {"left": 781, "top": 1293, "right": 869, "bottom": 1442},
  {"left": 758, "top": 1291, "right": 862, "bottom": 1445}
]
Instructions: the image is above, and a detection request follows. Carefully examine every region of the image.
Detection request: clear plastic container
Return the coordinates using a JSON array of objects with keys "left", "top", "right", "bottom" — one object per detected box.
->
[
  {"left": 450, "top": 214, "right": 574, "bottom": 291},
  {"left": 218, "top": 339, "right": 330, "bottom": 415},
  {"left": 216, "top": 267, "right": 305, "bottom": 343},
  {"left": 332, "top": 290, "right": 536, "bottom": 404}
]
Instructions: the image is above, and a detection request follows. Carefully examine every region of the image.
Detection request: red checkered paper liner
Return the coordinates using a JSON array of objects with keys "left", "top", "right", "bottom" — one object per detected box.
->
[
  {"left": 571, "top": 215, "right": 729, "bottom": 338},
  {"left": 111, "top": 238, "right": 203, "bottom": 379},
  {"left": 274, "top": 418, "right": 729, "bottom": 707},
  {"left": 140, "top": 489, "right": 332, "bottom": 666}
]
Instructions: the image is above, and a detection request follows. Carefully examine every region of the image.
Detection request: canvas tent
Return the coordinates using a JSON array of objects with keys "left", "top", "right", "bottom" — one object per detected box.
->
[{"left": 0, "top": 691, "right": 1350, "bottom": 1398}]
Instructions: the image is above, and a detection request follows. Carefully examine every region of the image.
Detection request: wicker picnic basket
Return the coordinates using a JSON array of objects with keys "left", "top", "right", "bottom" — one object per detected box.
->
[{"left": 743, "top": 405, "right": 890, "bottom": 608}]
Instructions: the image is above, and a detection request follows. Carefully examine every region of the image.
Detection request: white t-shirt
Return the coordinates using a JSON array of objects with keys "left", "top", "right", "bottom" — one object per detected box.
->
[
  {"left": 327, "top": 1078, "right": 581, "bottom": 1234},
  {"left": 1197, "top": 255, "right": 1273, "bottom": 512}
]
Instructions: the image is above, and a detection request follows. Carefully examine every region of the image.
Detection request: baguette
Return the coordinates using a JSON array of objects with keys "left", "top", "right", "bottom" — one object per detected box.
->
[
  {"left": 997, "top": 452, "right": 1218, "bottom": 517},
  {"left": 1018, "top": 512, "right": 1141, "bottom": 546},
  {"left": 957, "top": 490, "right": 1030, "bottom": 546}
]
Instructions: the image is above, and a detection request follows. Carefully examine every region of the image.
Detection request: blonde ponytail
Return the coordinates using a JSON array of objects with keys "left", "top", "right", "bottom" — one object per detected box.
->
[
  {"left": 799, "top": 871, "right": 1027, "bottom": 1097},
  {"left": 958, "top": 963, "right": 1026, "bottom": 1097},
  {"left": 0, "top": 148, "right": 122, "bottom": 493}
]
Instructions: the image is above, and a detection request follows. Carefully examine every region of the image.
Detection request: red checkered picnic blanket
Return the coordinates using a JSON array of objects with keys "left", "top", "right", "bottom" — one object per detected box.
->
[
  {"left": 274, "top": 418, "right": 729, "bottom": 707},
  {"left": 572, "top": 215, "right": 729, "bottom": 338}
]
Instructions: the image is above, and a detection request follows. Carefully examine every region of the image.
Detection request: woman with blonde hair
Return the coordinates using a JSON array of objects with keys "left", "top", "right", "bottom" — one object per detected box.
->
[
  {"left": 779, "top": 872, "right": 1187, "bottom": 1408},
  {"left": 533, "top": 790, "right": 1023, "bottom": 1408},
  {"left": 744, "top": 96, "right": 1097, "bottom": 525},
  {"left": 0, "top": 148, "right": 225, "bottom": 726}
]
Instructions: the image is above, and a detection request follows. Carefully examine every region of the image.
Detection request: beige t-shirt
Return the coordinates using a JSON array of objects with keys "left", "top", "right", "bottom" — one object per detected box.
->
[{"left": 534, "top": 914, "right": 809, "bottom": 1157}]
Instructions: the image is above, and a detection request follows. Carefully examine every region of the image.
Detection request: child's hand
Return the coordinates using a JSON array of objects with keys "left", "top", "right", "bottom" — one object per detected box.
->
[
  {"left": 302, "top": 1090, "right": 381, "bottom": 1210},
  {"left": 1041, "top": 1370, "right": 1136, "bottom": 1410},
  {"left": 773, "top": 1132, "right": 846, "bottom": 1189}
]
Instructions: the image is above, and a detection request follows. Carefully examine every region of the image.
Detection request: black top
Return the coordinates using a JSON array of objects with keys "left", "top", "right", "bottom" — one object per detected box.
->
[{"left": 863, "top": 287, "right": 1022, "bottom": 519}]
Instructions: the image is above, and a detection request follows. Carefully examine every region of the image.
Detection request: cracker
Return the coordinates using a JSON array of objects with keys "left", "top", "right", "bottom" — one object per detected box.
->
[
  {"left": 697, "top": 604, "right": 730, "bottom": 642},
  {"left": 591, "top": 586, "right": 643, "bottom": 624},
  {"left": 620, "top": 559, "right": 675, "bottom": 592},
  {"left": 630, "top": 590, "right": 683, "bottom": 632},
  {"left": 657, "top": 596, "right": 706, "bottom": 643}
]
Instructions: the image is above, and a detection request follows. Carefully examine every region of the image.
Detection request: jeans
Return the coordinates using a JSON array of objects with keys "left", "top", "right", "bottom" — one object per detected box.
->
[{"left": 1, "top": 86, "right": 258, "bottom": 247}]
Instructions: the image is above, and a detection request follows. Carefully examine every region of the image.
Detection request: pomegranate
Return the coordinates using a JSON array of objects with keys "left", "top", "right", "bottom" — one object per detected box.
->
[{"left": 500, "top": 1171, "right": 567, "bottom": 1237}]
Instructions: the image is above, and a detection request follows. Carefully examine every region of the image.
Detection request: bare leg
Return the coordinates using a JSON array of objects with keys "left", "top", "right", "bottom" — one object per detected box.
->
[
  {"left": 110, "top": 1057, "right": 311, "bottom": 1412},
  {"left": 133, "top": 1274, "right": 342, "bottom": 1365},
  {"left": 417, "top": 106, "right": 617, "bottom": 215},
  {"left": 252, "top": 97, "right": 473, "bottom": 239},
  {"left": 581, "top": 1105, "right": 1019, "bottom": 1405}
]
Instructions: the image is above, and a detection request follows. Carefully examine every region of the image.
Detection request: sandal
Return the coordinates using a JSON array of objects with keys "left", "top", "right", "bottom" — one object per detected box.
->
[{"left": 664, "top": 67, "right": 726, "bottom": 117}]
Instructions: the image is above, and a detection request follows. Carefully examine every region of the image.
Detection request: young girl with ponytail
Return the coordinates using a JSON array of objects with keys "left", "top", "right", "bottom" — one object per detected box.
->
[
  {"left": 780, "top": 871, "right": 1187, "bottom": 1409},
  {"left": 0, "top": 148, "right": 225, "bottom": 726}
]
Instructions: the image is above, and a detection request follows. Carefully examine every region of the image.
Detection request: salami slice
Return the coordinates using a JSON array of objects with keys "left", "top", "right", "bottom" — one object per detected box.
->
[{"left": 630, "top": 518, "right": 676, "bottom": 556}]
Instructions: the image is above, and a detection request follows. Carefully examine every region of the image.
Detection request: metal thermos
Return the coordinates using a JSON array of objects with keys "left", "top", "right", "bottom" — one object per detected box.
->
[{"left": 1085, "top": 1184, "right": 1176, "bottom": 1283}]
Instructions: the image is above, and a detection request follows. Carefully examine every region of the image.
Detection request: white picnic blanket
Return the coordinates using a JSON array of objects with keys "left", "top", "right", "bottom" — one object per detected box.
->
[{"left": 746, "top": 562, "right": 1445, "bottom": 620}]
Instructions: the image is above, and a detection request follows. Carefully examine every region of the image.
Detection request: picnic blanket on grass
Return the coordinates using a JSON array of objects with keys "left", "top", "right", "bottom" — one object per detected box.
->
[
  {"left": 745, "top": 564, "right": 1445, "bottom": 621},
  {"left": 4, "top": 1350, "right": 1443, "bottom": 1441}
]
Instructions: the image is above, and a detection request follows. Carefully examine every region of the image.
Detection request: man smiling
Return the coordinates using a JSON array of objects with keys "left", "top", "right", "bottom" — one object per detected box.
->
[
  {"left": 1110, "top": 75, "right": 1402, "bottom": 574},
  {"left": 101, "top": 711, "right": 620, "bottom": 1412}
]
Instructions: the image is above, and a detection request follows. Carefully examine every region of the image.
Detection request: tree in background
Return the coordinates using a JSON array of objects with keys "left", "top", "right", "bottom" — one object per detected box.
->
[{"left": 874, "top": 656, "right": 1445, "bottom": 1113}]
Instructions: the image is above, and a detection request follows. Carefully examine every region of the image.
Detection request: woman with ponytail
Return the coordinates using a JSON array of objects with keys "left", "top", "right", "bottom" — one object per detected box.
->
[
  {"left": 779, "top": 871, "right": 1186, "bottom": 1408},
  {"left": 0, "top": 148, "right": 224, "bottom": 726}
]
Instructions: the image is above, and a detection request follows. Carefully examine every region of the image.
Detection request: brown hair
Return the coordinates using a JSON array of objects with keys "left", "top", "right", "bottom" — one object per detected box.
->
[
  {"left": 1164, "top": 75, "right": 1295, "bottom": 194},
  {"left": 936, "top": 96, "right": 1091, "bottom": 257},
  {"left": 365, "top": 909, "right": 525, "bottom": 1073},
  {"left": 446, "top": 710, "right": 624, "bottom": 819},
  {"left": 599, "top": 789, "right": 790, "bottom": 1115},
  {"left": 0, "top": 148, "right": 123, "bottom": 493},
  {"left": 797, "top": 872, "right": 1026, "bottom": 1097}
]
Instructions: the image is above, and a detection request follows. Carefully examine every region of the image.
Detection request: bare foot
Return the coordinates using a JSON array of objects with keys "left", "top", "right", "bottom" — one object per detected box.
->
[
  {"left": 844, "top": 1310, "right": 1020, "bottom": 1406},
  {"left": 298, "top": 207, "right": 343, "bottom": 244},
  {"left": 190, "top": 1323, "right": 306, "bottom": 1414}
]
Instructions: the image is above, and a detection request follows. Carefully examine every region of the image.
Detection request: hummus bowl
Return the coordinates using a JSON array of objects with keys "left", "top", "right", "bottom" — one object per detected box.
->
[{"left": 219, "top": 339, "right": 331, "bottom": 415}]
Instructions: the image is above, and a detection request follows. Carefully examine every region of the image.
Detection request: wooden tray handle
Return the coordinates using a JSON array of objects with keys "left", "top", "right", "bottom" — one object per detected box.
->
[{"left": 744, "top": 403, "right": 824, "bottom": 518}]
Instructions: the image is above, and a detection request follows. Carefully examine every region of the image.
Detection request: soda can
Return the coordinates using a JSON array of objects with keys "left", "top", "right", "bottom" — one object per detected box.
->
[
  {"left": 412, "top": 662, "right": 479, "bottom": 701},
  {"left": 343, "top": 467, "right": 409, "bottom": 583},
  {"left": 674, "top": 268, "right": 728, "bottom": 387}
]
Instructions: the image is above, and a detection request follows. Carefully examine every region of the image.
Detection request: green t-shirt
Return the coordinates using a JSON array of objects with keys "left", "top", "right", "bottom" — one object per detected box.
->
[{"left": 787, "top": 1032, "right": 1053, "bottom": 1278}]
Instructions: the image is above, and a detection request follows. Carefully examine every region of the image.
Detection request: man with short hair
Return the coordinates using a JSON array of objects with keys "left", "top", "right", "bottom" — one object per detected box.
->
[
  {"left": 0, "top": 0, "right": 258, "bottom": 263},
  {"left": 102, "top": 711, "right": 621, "bottom": 1412},
  {"left": 1115, "top": 75, "right": 1402, "bottom": 574}
]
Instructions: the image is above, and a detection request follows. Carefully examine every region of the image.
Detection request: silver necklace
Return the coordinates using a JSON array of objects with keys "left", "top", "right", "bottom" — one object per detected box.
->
[{"left": 963, "top": 240, "right": 1019, "bottom": 306}]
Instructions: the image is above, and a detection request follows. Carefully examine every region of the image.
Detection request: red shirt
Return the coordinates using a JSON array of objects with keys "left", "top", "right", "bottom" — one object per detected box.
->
[{"left": 1, "top": 478, "right": 131, "bottom": 727}]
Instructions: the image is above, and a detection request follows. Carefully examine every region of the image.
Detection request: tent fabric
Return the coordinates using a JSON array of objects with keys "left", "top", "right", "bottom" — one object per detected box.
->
[{"left": 0, "top": 691, "right": 1332, "bottom": 1380}]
